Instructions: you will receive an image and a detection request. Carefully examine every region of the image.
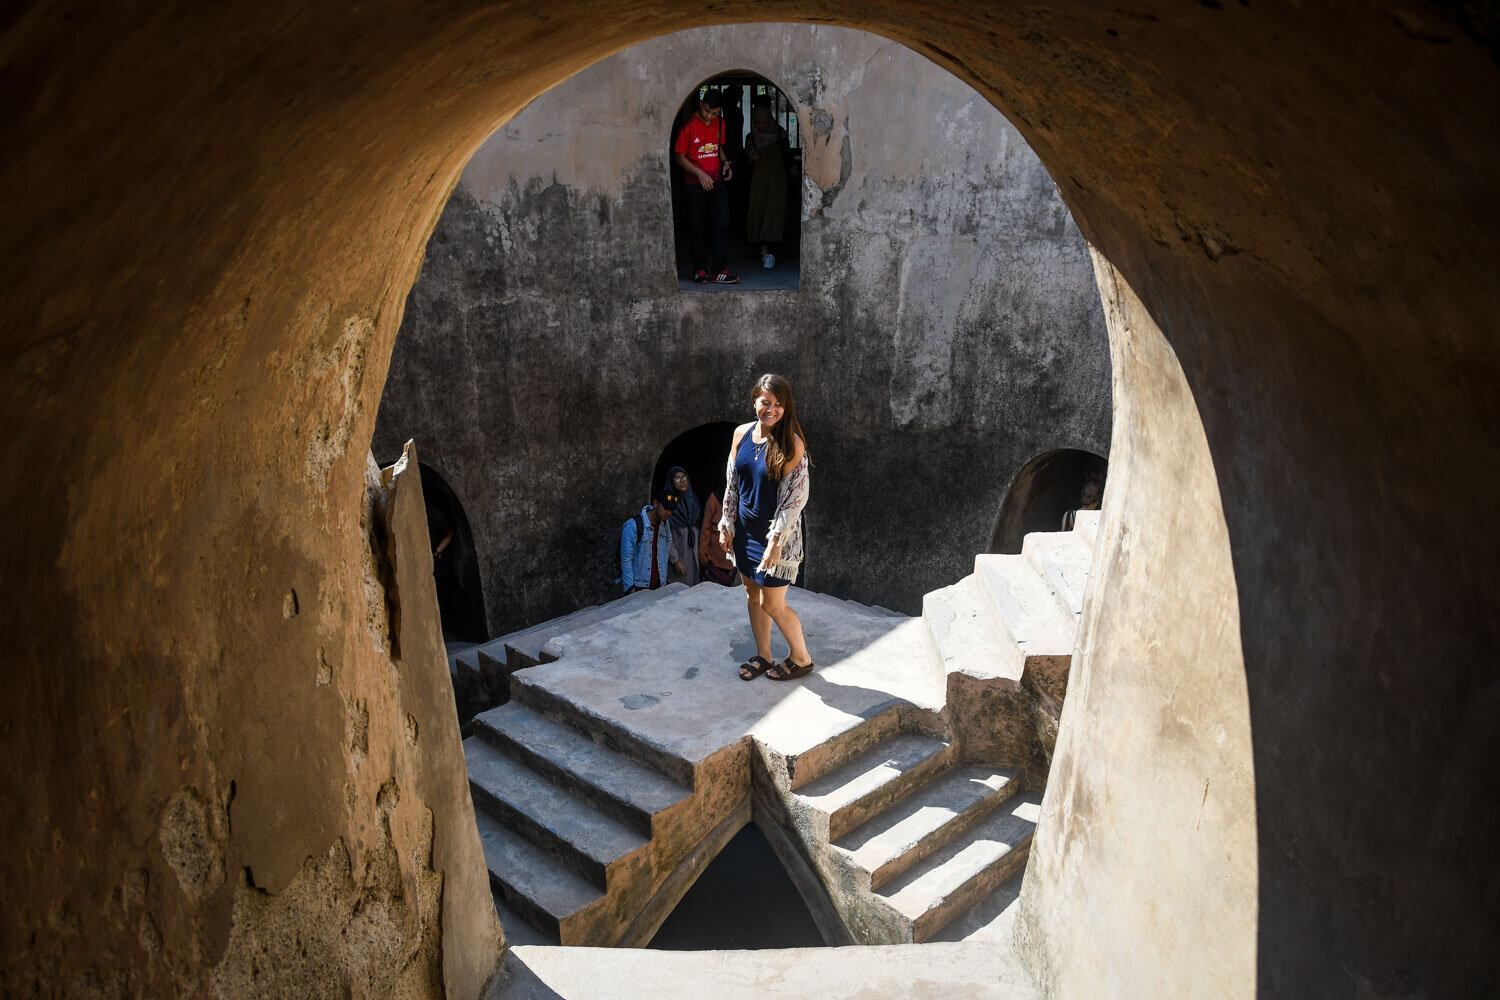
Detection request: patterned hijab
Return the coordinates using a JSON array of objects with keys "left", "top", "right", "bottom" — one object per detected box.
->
[{"left": 664, "top": 466, "right": 702, "bottom": 530}]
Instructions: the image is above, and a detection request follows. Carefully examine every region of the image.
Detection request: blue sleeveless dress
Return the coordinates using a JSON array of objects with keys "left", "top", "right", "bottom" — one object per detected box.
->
[{"left": 733, "top": 430, "right": 791, "bottom": 588}]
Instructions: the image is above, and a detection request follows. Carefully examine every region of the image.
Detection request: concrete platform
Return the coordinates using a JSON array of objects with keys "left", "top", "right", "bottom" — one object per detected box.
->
[
  {"left": 465, "top": 569, "right": 1078, "bottom": 950},
  {"left": 514, "top": 583, "right": 946, "bottom": 776},
  {"left": 488, "top": 941, "right": 1037, "bottom": 1000}
]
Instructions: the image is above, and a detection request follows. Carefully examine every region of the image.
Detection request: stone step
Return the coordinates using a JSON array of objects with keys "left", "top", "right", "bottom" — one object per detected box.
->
[
  {"left": 784, "top": 703, "right": 904, "bottom": 792},
  {"left": 509, "top": 675, "right": 697, "bottom": 788},
  {"left": 876, "top": 792, "right": 1042, "bottom": 942},
  {"left": 833, "top": 764, "right": 1021, "bottom": 891},
  {"left": 472, "top": 805, "right": 602, "bottom": 942},
  {"left": 927, "top": 866, "right": 1026, "bottom": 943},
  {"left": 451, "top": 640, "right": 500, "bottom": 684},
  {"left": 470, "top": 701, "right": 692, "bottom": 838},
  {"left": 490, "top": 884, "right": 560, "bottom": 947},
  {"left": 464, "top": 736, "right": 648, "bottom": 890},
  {"left": 972, "top": 553, "right": 1074, "bottom": 658},
  {"left": 794, "top": 732, "right": 955, "bottom": 841},
  {"left": 530, "top": 584, "right": 689, "bottom": 665},
  {"left": 1069, "top": 508, "right": 1101, "bottom": 549},
  {"left": 445, "top": 640, "right": 480, "bottom": 676},
  {"left": 493, "top": 605, "right": 601, "bottom": 671},
  {"left": 837, "top": 597, "right": 905, "bottom": 620},
  {"left": 923, "top": 576, "right": 1022, "bottom": 682},
  {"left": 1021, "top": 530, "right": 1092, "bottom": 620}
]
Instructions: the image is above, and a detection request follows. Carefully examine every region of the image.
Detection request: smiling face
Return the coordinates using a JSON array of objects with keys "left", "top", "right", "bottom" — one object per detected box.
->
[
  {"left": 754, "top": 390, "right": 784, "bottom": 429},
  {"left": 672, "top": 469, "right": 689, "bottom": 492}
]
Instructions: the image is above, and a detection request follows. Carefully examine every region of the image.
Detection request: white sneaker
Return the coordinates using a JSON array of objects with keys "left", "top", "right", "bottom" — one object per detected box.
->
[{"left": 762, "top": 251, "right": 775, "bottom": 269}]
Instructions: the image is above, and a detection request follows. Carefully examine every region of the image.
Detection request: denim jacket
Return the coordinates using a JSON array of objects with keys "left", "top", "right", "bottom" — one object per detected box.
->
[{"left": 619, "top": 506, "right": 673, "bottom": 592}]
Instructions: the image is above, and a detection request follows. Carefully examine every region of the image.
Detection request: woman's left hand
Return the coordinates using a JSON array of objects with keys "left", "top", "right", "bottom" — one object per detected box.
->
[{"left": 757, "top": 541, "right": 783, "bottom": 573}]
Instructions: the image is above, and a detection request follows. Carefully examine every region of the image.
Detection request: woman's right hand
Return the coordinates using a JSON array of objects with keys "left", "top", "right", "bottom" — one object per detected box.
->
[{"left": 720, "top": 526, "right": 732, "bottom": 551}]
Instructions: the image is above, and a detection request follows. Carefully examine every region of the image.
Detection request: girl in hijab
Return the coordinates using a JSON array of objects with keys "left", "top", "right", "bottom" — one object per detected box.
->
[{"left": 664, "top": 465, "right": 702, "bottom": 586}]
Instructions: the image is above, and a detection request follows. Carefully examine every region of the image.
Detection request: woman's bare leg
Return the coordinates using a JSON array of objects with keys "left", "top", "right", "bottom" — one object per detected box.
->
[
  {"left": 757, "top": 586, "right": 812, "bottom": 666},
  {"left": 742, "top": 578, "right": 775, "bottom": 662}
]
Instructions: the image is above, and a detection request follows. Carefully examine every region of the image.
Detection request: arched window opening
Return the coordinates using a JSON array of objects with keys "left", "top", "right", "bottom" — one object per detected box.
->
[
  {"left": 418, "top": 462, "right": 489, "bottom": 643},
  {"left": 989, "top": 449, "right": 1108, "bottom": 554},
  {"left": 670, "top": 72, "right": 802, "bottom": 290}
]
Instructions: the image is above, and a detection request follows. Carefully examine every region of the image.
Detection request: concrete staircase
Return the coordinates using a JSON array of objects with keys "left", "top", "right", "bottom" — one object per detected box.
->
[
  {"left": 773, "top": 714, "right": 1043, "bottom": 944},
  {"left": 759, "top": 512, "right": 1098, "bottom": 944},
  {"left": 449, "top": 583, "right": 687, "bottom": 723},
  {"left": 457, "top": 513, "right": 1098, "bottom": 948},
  {"left": 465, "top": 697, "right": 696, "bottom": 944},
  {"left": 924, "top": 510, "right": 1099, "bottom": 778}
]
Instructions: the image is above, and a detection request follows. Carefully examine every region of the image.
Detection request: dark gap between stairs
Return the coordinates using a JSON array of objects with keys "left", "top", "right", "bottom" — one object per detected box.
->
[{"left": 646, "top": 823, "right": 825, "bottom": 950}]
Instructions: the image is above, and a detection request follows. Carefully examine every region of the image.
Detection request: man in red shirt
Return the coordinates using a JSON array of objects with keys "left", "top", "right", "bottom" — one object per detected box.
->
[{"left": 674, "top": 89, "right": 739, "bottom": 284}]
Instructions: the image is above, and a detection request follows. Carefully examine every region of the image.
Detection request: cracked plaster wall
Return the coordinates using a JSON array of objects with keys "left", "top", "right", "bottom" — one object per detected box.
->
[{"left": 372, "top": 24, "right": 1112, "bottom": 633}]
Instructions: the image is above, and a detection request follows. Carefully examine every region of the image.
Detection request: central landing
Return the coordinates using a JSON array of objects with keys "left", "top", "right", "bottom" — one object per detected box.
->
[{"left": 516, "top": 583, "right": 945, "bottom": 774}]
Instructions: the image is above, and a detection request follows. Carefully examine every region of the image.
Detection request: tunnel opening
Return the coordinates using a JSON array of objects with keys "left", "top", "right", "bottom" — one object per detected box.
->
[
  {"left": 419, "top": 462, "right": 489, "bottom": 643},
  {"left": 647, "top": 823, "right": 825, "bottom": 950},
  {"left": 671, "top": 71, "right": 802, "bottom": 290},
  {"left": 989, "top": 449, "right": 1108, "bottom": 555}
]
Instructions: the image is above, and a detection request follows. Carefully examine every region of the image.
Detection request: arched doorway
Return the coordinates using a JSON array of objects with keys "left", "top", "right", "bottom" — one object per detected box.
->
[
  {"left": 651, "top": 421, "right": 736, "bottom": 511},
  {"left": 989, "top": 449, "right": 1108, "bottom": 554},
  {"left": 671, "top": 72, "right": 802, "bottom": 290},
  {"left": 418, "top": 463, "right": 488, "bottom": 643},
  {"left": 652, "top": 420, "right": 808, "bottom": 587}
]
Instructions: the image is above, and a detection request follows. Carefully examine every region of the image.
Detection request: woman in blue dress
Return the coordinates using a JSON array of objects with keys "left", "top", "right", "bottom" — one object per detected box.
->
[{"left": 717, "top": 373, "right": 814, "bottom": 680}]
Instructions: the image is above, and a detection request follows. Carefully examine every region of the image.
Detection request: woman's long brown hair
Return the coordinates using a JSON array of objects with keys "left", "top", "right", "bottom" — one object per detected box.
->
[{"left": 752, "top": 373, "right": 807, "bottom": 481}]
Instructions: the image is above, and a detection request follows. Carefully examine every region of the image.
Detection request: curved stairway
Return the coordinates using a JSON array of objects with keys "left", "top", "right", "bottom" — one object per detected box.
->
[{"left": 458, "top": 512, "right": 1099, "bottom": 946}]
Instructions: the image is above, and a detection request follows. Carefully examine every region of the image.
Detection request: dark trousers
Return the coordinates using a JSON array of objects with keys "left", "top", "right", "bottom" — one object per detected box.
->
[{"left": 686, "top": 183, "right": 729, "bottom": 272}]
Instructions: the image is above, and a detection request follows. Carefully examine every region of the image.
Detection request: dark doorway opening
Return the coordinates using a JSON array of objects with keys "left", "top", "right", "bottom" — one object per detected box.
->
[
  {"left": 653, "top": 421, "right": 809, "bottom": 588},
  {"left": 647, "top": 823, "right": 826, "bottom": 950},
  {"left": 652, "top": 421, "right": 737, "bottom": 516},
  {"left": 670, "top": 72, "right": 802, "bottom": 291},
  {"left": 419, "top": 462, "right": 489, "bottom": 642},
  {"left": 989, "top": 449, "right": 1108, "bottom": 554}
]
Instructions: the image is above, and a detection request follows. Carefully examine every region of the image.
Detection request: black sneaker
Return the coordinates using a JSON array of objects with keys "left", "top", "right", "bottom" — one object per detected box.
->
[
  {"left": 714, "top": 270, "right": 740, "bottom": 284},
  {"left": 694, "top": 269, "right": 710, "bottom": 284}
]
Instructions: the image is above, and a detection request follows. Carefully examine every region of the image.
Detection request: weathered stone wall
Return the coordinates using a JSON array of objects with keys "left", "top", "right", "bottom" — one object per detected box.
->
[
  {"left": 372, "top": 25, "right": 1112, "bottom": 634},
  {"left": 4, "top": 3, "right": 1497, "bottom": 998},
  {"left": 1016, "top": 253, "right": 1256, "bottom": 997}
]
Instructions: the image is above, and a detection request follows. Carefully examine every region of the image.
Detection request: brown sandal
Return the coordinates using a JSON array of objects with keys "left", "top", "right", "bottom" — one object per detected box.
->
[
  {"left": 767, "top": 657, "right": 815, "bottom": 681},
  {"left": 739, "top": 655, "right": 774, "bottom": 681}
]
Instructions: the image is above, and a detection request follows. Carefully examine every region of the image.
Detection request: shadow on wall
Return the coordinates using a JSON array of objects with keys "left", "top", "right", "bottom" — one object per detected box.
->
[
  {"left": 419, "top": 463, "right": 488, "bottom": 642},
  {"left": 990, "top": 449, "right": 1107, "bottom": 554}
]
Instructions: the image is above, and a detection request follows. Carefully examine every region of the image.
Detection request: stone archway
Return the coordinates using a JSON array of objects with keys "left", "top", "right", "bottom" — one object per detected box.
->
[
  {"left": 4, "top": 6, "right": 1496, "bottom": 1000},
  {"left": 418, "top": 462, "right": 489, "bottom": 643},
  {"left": 989, "top": 449, "right": 1107, "bottom": 555},
  {"left": 669, "top": 71, "right": 803, "bottom": 287}
]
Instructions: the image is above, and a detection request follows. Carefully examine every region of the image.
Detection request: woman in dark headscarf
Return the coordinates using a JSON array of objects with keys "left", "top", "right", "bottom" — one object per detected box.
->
[{"left": 664, "top": 466, "right": 702, "bottom": 586}]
